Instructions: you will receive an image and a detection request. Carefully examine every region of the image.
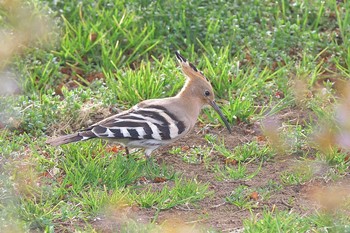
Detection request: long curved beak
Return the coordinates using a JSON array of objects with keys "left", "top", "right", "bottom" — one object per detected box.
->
[{"left": 209, "top": 100, "right": 232, "bottom": 133}]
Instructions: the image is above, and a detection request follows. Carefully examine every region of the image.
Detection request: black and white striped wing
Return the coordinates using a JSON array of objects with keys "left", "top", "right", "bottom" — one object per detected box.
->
[{"left": 82, "top": 105, "right": 186, "bottom": 141}]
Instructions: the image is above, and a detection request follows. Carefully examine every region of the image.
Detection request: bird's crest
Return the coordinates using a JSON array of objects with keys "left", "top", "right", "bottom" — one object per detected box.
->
[{"left": 175, "top": 51, "right": 209, "bottom": 82}]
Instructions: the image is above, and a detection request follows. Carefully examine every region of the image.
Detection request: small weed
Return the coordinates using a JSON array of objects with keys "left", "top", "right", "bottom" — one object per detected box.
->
[
  {"left": 168, "top": 146, "right": 182, "bottom": 155},
  {"left": 245, "top": 209, "right": 350, "bottom": 233},
  {"left": 272, "top": 123, "right": 311, "bottom": 156},
  {"left": 244, "top": 209, "right": 314, "bottom": 232},
  {"left": 170, "top": 145, "right": 213, "bottom": 168},
  {"left": 225, "top": 181, "right": 282, "bottom": 210},
  {"left": 78, "top": 187, "right": 133, "bottom": 214},
  {"left": 215, "top": 141, "right": 275, "bottom": 163},
  {"left": 213, "top": 163, "right": 247, "bottom": 181},
  {"left": 256, "top": 180, "right": 283, "bottom": 201},
  {"left": 132, "top": 177, "right": 210, "bottom": 210},
  {"left": 265, "top": 179, "right": 283, "bottom": 193},
  {"left": 58, "top": 142, "right": 142, "bottom": 194},
  {"left": 315, "top": 149, "right": 350, "bottom": 178},
  {"left": 183, "top": 146, "right": 212, "bottom": 166},
  {"left": 316, "top": 149, "right": 348, "bottom": 165},
  {"left": 118, "top": 219, "right": 159, "bottom": 233},
  {"left": 280, "top": 163, "right": 314, "bottom": 185},
  {"left": 143, "top": 159, "right": 176, "bottom": 181},
  {"left": 226, "top": 185, "right": 257, "bottom": 210}
]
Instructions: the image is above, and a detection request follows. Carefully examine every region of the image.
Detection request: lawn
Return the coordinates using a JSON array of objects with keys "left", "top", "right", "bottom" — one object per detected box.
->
[{"left": 1, "top": 0, "right": 350, "bottom": 232}]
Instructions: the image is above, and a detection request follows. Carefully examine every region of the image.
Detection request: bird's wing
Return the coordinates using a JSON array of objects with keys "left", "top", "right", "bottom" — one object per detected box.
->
[{"left": 83, "top": 104, "right": 186, "bottom": 141}]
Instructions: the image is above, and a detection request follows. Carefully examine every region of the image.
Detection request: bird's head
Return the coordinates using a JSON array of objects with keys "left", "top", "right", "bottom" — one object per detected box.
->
[{"left": 175, "top": 51, "right": 232, "bottom": 133}]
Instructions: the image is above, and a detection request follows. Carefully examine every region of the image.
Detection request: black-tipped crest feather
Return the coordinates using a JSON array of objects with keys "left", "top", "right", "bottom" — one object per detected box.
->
[
  {"left": 175, "top": 51, "right": 186, "bottom": 62},
  {"left": 175, "top": 51, "right": 199, "bottom": 72}
]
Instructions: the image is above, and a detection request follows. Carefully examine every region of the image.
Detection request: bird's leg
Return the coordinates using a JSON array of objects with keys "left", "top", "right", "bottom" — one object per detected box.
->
[
  {"left": 125, "top": 147, "right": 130, "bottom": 158},
  {"left": 144, "top": 150, "right": 157, "bottom": 172},
  {"left": 144, "top": 149, "right": 153, "bottom": 163},
  {"left": 145, "top": 155, "right": 154, "bottom": 166}
]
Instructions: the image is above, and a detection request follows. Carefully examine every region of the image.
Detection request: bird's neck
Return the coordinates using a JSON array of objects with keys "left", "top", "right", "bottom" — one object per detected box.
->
[
  {"left": 176, "top": 84, "right": 203, "bottom": 122},
  {"left": 177, "top": 78, "right": 196, "bottom": 99}
]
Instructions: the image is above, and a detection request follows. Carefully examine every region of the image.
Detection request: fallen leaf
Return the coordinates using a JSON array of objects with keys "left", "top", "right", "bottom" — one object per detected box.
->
[
  {"left": 250, "top": 191, "right": 259, "bottom": 201},
  {"left": 85, "top": 72, "right": 105, "bottom": 83},
  {"left": 106, "top": 145, "right": 122, "bottom": 153},
  {"left": 55, "top": 83, "right": 65, "bottom": 96},
  {"left": 60, "top": 67, "right": 72, "bottom": 75},
  {"left": 225, "top": 158, "right": 238, "bottom": 165},
  {"left": 256, "top": 135, "right": 267, "bottom": 142},
  {"left": 154, "top": 177, "right": 167, "bottom": 183},
  {"left": 138, "top": 176, "right": 148, "bottom": 183},
  {"left": 89, "top": 32, "right": 98, "bottom": 42},
  {"left": 275, "top": 91, "right": 284, "bottom": 99}
]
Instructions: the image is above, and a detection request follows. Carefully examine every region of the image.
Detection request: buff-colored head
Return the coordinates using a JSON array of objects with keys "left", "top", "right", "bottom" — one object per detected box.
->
[{"left": 175, "top": 51, "right": 231, "bottom": 133}]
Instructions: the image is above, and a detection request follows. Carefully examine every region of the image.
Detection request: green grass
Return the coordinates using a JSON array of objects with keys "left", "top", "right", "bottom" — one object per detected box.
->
[
  {"left": 244, "top": 209, "right": 350, "bottom": 233},
  {"left": 213, "top": 163, "right": 248, "bottom": 181},
  {"left": 280, "top": 163, "right": 314, "bottom": 186},
  {"left": 225, "top": 180, "right": 283, "bottom": 210},
  {"left": 225, "top": 185, "right": 256, "bottom": 210},
  {"left": 215, "top": 140, "right": 276, "bottom": 163},
  {"left": 1, "top": 0, "right": 350, "bottom": 231},
  {"left": 132, "top": 177, "right": 210, "bottom": 210},
  {"left": 170, "top": 145, "right": 213, "bottom": 166}
]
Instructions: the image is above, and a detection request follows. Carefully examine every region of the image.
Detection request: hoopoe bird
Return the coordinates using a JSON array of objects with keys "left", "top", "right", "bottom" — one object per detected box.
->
[{"left": 46, "top": 52, "right": 231, "bottom": 157}]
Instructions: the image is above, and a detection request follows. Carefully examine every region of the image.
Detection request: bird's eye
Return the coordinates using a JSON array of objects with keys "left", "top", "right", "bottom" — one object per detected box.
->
[{"left": 204, "top": 90, "right": 210, "bottom": 96}]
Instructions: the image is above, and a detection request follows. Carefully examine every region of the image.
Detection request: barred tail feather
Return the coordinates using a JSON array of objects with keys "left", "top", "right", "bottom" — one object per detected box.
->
[{"left": 46, "top": 133, "right": 85, "bottom": 146}]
